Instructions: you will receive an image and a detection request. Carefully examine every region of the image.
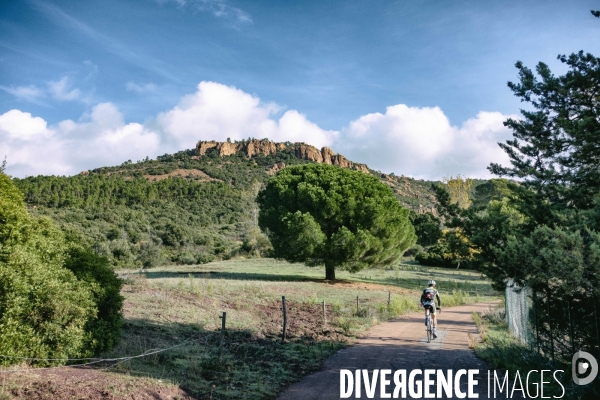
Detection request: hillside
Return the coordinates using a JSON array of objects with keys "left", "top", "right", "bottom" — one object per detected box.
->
[{"left": 13, "top": 139, "right": 441, "bottom": 268}]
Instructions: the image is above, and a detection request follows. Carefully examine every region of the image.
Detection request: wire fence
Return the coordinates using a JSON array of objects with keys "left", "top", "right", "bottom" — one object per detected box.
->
[
  {"left": 505, "top": 279, "right": 531, "bottom": 344},
  {"left": 505, "top": 278, "right": 600, "bottom": 365},
  {"left": 0, "top": 332, "right": 217, "bottom": 374}
]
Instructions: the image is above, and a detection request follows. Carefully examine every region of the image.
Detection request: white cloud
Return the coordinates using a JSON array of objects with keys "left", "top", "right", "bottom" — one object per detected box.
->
[
  {"left": 0, "top": 109, "right": 51, "bottom": 140},
  {"left": 126, "top": 82, "right": 158, "bottom": 93},
  {"left": 0, "top": 110, "right": 69, "bottom": 176},
  {"left": 0, "top": 84, "right": 45, "bottom": 103},
  {"left": 158, "top": 0, "right": 252, "bottom": 24},
  {"left": 335, "top": 105, "right": 517, "bottom": 179},
  {"left": 0, "top": 104, "right": 160, "bottom": 177},
  {"left": 155, "top": 81, "right": 337, "bottom": 150},
  {"left": 48, "top": 76, "right": 82, "bottom": 101},
  {"left": 1, "top": 81, "right": 516, "bottom": 180},
  {"left": 0, "top": 75, "right": 91, "bottom": 105}
]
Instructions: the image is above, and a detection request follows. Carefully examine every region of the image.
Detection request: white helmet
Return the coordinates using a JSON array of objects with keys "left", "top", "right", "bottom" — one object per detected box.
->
[{"left": 428, "top": 280, "right": 436, "bottom": 286}]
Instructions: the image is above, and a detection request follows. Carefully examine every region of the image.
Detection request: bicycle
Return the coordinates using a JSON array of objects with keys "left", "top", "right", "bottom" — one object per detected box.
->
[{"left": 425, "top": 307, "right": 441, "bottom": 343}]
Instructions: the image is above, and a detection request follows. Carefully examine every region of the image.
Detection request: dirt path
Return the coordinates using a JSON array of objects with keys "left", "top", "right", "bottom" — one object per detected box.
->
[{"left": 279, "top": 302, "right": 510, "bottom": 400}]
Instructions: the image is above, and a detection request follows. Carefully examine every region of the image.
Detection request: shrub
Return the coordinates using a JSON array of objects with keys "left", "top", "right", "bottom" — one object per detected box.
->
[
  {"left": 0, "top": 174, "right": 96, "bottom": 366},
  {"left": 63, "top": 247, "right": 124, "bottom": 355}
]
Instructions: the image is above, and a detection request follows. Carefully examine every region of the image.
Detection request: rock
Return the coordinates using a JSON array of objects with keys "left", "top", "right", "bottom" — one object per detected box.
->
[
  {"left": 266, "top": 162, "right": 286, "bottom": 175},
  {"left": 321, "top": 147, "right": 334, "bottom": 165},
  {"left": 194, "top": 139, "right": 371, "bottom": 173},
  {"left": 294, "top": 143, "right": 323, "bottom": 163}
]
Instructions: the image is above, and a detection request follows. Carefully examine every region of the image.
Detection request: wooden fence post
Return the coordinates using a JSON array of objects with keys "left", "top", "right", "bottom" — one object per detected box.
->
[
  {"left": 219, "top": 311, "right": 226, "bottom": 359},
  {"left": 282, "top": 296, "right": 287, "bottom": 342}
]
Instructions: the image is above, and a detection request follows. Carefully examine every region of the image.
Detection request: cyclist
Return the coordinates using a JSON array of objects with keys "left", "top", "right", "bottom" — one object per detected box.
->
[{"left": 421, "top": 280, "right": 441, "bottom": 338}]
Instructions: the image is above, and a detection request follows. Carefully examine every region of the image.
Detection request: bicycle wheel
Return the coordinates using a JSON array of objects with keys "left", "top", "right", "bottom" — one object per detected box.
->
[{"left": 426, "top": 316, "right": 432, "bottom": 343}]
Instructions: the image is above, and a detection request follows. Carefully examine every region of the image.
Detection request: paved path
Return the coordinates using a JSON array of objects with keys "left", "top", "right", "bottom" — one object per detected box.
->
[{"left": 279, "top": 302, "right": 513, "bottom": 400}]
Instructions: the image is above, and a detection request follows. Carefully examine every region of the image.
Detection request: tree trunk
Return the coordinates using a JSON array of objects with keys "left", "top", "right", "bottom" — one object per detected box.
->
[
  {"left": 325, "top": 262, "right": 336, "bottom": 281},
  {"left": 456, "top": 260, "right": 461, "bottom": 270}
]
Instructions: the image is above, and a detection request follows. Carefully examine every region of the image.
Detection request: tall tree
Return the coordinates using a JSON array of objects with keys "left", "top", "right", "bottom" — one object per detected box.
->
[
  {"left": 257, "top": 164, "right": 416, "bottom": 280},
  {"left": 489, "top": 11, "right": 600, "bottom": 211}
]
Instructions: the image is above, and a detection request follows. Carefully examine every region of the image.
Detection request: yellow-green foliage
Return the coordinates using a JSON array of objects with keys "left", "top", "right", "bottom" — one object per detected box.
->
[
  {"left": 388, "top": 296, "right": 419, "bottom": 316},
  {"left": 0, "top": 174, "right": 96, "bottom": 366}
]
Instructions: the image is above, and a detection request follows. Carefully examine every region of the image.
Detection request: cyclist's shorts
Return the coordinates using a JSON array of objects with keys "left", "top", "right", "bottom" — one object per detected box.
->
[{"left": 422, "top": 302, "right": 436, "bottom": 314}]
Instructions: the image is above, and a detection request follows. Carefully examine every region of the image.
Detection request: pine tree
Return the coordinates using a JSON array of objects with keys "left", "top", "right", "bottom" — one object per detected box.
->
[{"left": 257, "top": 164, "right": 416, "bottom": 280}]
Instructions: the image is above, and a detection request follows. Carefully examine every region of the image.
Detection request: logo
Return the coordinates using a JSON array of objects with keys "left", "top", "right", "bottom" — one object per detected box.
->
[{"left": 572, "top": 351, "right": 598, "bottom": 385}]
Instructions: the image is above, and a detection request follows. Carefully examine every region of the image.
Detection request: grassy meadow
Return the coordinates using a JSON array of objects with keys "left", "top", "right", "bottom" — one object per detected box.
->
[{"left": 86, "top": 258, "right": 499, "bottom": 399}]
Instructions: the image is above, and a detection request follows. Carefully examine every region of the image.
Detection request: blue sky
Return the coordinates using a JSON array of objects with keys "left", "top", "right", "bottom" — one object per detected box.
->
[{"left": 1, "top": 0, "right": 599, "bottom": 178}]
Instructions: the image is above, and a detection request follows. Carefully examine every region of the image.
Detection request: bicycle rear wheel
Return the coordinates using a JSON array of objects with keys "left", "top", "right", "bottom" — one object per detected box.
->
[{"left": 426, "top": 317, "right": 432, "bottom": 343}]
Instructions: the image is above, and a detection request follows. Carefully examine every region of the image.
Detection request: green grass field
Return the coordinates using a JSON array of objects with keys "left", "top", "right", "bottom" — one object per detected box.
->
[{"left": 95, "top": 259, "right": 499, "bottom": 399}]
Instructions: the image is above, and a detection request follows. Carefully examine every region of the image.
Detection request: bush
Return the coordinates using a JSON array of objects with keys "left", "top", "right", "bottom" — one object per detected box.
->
[
  {"left": 196, "top": 251, "right": 215, "bottom": 264},
  {"left": 0, "top": 174, "right": 96, "bottom": 365},
  {"left": 63, "top": 247, "right": 124, "bottom": 355}
]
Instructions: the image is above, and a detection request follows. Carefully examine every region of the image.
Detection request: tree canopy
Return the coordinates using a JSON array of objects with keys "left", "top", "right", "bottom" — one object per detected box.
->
[
  {"left": 257, "top": 164, "right": 416, "bottom": 280},
  {"left": 489, "top": 44, "right": 600, "bottom": 211}
]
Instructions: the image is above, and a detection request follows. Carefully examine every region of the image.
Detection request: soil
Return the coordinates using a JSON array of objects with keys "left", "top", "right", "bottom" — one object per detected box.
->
[
  {"left": 144, "top": 169, "right": 220, "bottom": 182},
  {"left": 252, "top": 301, "right": 350, "bottom": 342},
  {"left": 1, "top": 367, "right": 194, "bottom": 399}
]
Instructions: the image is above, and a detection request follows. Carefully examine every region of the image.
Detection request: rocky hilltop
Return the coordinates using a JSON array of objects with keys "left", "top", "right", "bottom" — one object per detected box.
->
[{"left": 195, "top": 139, "right": 370, "bottom": 173}]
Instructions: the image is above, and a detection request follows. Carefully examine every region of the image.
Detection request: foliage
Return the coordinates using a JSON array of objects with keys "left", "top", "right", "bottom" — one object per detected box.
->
[
  {"left": 12, "top": 147, "right": 446, "bottom": 269},
  {"left": 489, "top": 48, "right": 600, "bottom": 211},
  {"left": 433, "top": 14, "right": 600, "bottom": 397},
  {"left": 443, "top": 175, "right": 473, "bottom": 209},
  {"left": 0, "top": 173, "right": 96, "bottom": 365},
  {"left": 14, "top": 175, "right": 255, "bottom": 268},
  {"left": 63, "top": 246, "right": 124, "bottom": 355},
  {"left": 257, "top": 164, "right": 416, "bottom": 280},
  {"left": 415, "top": 228, "right": 479, "bottom": 269},
  {"left": 408, "top": 211, "right": 442, "bottom": 247},
  {"left": 474, "top": 307, "right": 594, "bottom": 399}
]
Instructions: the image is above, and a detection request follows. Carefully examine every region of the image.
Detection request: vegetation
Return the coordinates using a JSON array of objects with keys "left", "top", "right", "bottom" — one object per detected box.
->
[
  {"left": 63, "top": 246, "right": 124, "bottom": 355},
  {"left": 473, "top": 307, "right": 587, "bottom": 399},
  {"left": 0, "top": 173, "right": 122, "bottom": 365},
  {"left": 97, "top": 258, "right": 496, "bottom": 399},
  {"left": 257, "top": 164, "right": 416, "bottom": 280},
  {"left": 420, "top": 10, "right": 600, "bottom": 397},
  {"left": 443, "top": 175, "right": 473, "bottom": 209},
  {"left": 12, "top": 147, "right": 442, "bottom": 270}
]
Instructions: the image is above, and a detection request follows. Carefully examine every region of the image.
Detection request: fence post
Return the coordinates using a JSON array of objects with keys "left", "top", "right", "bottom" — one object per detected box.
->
[
  {"left": 388, "top": 291, "right": 391, "bottom": 306},
  {"left": 282, "top": 296, "right": 287, "bottom": 342},
  {"left": 219, "top": 311, "right": 226, "bottom": 359},
  {"left": 323, "top": 300, "right": 326, "bottom": 326},
  {"left": 533, "top": 291, "right": 541, "bottom": 354},
  {"left": 356, "top": 296, "right": 359, "bottom": 315}
]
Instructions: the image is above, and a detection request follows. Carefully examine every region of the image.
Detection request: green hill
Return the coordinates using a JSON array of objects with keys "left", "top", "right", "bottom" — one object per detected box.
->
[{"left": 13, "top": 139, "right": 441, "bottom": 268}]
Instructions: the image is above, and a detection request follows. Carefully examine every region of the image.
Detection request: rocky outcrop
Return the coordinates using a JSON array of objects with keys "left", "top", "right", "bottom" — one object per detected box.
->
[
  {"left": 194, "top": 139, "right": 370, "bottom": 173},
  {"left": 294, "top": 143, "right": 323, "bottom": 163},
  {"left": 196, "top": 139, "right": 287, "bottom": 158},
  {"left": 266, "top": 162, "right": 286, "bottom": 175}
]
